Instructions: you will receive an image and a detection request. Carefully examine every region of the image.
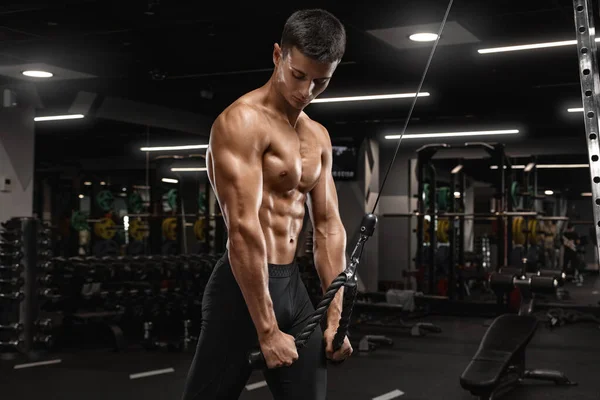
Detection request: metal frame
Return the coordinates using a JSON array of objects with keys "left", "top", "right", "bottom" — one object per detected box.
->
[{"left": 574, "top": 0, "right": 600, "bottom": 259}]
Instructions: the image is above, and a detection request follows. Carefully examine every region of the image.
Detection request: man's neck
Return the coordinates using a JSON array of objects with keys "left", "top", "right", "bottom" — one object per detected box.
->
[{"left": 263, "top": 79, "right": 302, "bottom": 128}]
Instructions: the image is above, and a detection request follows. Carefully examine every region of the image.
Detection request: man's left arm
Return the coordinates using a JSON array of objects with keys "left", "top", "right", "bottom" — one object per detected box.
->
[{"left": 307, "top": 126, "right": 347, "bottom": 330}]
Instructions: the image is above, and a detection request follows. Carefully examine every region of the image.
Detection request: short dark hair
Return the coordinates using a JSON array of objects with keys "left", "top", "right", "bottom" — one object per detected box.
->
[{"left": 281, "top": 9, "right": 346, "bottom": 63}]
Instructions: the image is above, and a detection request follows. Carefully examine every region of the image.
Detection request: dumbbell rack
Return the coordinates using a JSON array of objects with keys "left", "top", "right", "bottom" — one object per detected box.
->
[
  {"left": 574, "top": 0, "right": 600, "bottom": 258},
  {"left": 0, "top": 217, "right": 53, "bottom": 360}
]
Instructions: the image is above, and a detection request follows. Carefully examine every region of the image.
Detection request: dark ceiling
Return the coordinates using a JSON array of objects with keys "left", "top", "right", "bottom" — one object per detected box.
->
[{"left": 0, "top": 0, "right": 594, "bottom": 192}]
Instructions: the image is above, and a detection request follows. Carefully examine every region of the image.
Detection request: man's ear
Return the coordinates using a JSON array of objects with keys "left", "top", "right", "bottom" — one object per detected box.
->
[{"left": 273, "top": 43, "right": 283, "bottom": 66}]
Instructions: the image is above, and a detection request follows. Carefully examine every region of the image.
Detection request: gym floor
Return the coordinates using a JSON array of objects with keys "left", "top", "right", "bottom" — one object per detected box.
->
[{"left": 1, "top": 315, "right": 598, "bottom": 400}]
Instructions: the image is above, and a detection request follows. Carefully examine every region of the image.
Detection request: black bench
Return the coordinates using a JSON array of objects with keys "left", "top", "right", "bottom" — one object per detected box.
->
[{"left": 460, "top": 271, "right": 576, "bottom": 399}]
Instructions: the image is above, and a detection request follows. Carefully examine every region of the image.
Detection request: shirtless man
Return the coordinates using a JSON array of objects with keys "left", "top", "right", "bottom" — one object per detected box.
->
[{"left": 180, "top": 9, "right": 352, "bottom": 400}]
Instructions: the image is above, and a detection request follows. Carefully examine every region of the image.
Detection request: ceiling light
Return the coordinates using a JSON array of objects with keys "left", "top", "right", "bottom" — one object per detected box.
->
[
  {"left": 451, "top": 164, "right": 463, "bottom": 174},
  {"left": 84, "top": 181, "right": 92, "bottom": 186},
  {"left": 22, "top": 70, "right": 53, "bottom": 78},
  {"left": 141, "top": 144, "right": 209, "bottom": 151},
  {"left": 162, "top": 178, "right": 178, "bottom": 184},
  {"left": 171, "top": 167, "right": 208, "bottom": 172},
  {"left": 34, "top": 114, "right": 84, "bottom": 122},
  {"left": 454, "top": 191, "right": 461, "bottom": 198},
  {"left": 544, "top": 190, "right": 554, "bottom": 196},
  {"left": 385, "top": 129, "right": 518, "bottom": 140},
  {"left": 478, "top": 38, "right": 600, "bottom": 54},
  {"left": 409, "top": 33, "right": 439, "bottom": 42},
  {"left": 582, "top": 192, "right": 593, "bottom": 197},
  {"left": 78, "top": 194, "right": 84, "bottom": 199},
  {"left": 568, "top": 108, "right": 584, "bottom": 112},
  {"left": 312, "top": 92, "right": 429, "bottom": 104},
  {"left": 490, "top": 163, "right": 588, "bottom": 170},
  {"left": 524, "top": 162, "right": 535, "bottom": 172}
]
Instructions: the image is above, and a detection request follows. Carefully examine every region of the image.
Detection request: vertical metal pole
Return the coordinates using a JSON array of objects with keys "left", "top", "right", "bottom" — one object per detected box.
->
[
  {"left": 449, "top": 169, "right": 456, "bottom": 300},
  {"left": 428, "top": 164, "right": 437, "bottom": 295},
  {"left": 573, "top": 0, "right": 600, "bottom": 259}
]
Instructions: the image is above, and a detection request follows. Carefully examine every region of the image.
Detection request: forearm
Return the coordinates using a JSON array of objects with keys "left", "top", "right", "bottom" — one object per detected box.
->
[
  {"left": 228, "top": 224, "right": 277, "bottom": 338},
  {"left": 313, "top": 224, "right": 347, "bottom": 327}
]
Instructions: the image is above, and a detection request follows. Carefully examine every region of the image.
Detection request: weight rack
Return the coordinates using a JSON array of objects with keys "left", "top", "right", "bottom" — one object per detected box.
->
[{"left": 574, "top": 0, "right": 600, "bottom": 260}]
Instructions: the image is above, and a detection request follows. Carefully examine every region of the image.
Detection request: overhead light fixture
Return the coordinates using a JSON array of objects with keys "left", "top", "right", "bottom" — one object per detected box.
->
[
  {"left": 141, "top": 144, "right": 209, "bottom": 151},
  {"left": 312, "top": 92, "right": 429, "bottom": 104},
  {"left": 568, "top": 108, "right": 584, "bottom": 112},
  {"left": 451, "top": 164, "right": 463, "bottom": 174},
  {"left": 544, "top": 190, "right": 554, "bottom": 196},
  {"left": 490, "top": 163, "right": 588, "bottom": 170},
  {"left": 78, "top": 194, "right": 84, "bottom": 199},
  {"left": 34, "top": 114, "right": 84, "bottom": 122},
  {"left": 84, "top": 181, "right": 92, "bottom": 186},
  {"left": 100, "top": 181, "right": 106, "bottom": 186},
  {"left": 22, "top": 70, "right": 53, "bottom": 78},
  {"left": 454, "top": 191, "right": 461, "bottom": 198},
  {"left": 385, "top": 129, "right": 518, "bottom": 140},
  {"left": 582, "top": 192, "right": 593, "bottom": 197},
  {"left": 162, "top": 178, "right": 178, "bottom": 184},
  {"left": 409, "top": 33, "right": 439, "bottom": 42},
  {"left": 524, "top": 162, "right": 535, "bottom": 172},
  {"left": 478, "top": 38, "right": 600, "bottom": 54},
  {"left": 171, "top": 167, "right": 208, "bottom": 172}
]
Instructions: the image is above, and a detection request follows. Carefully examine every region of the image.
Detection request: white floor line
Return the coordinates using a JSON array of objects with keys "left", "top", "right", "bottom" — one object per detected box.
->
[
  {"left": 372, "top": 389, "right": 405, "bottom": 400},
  {"left": 129, "top": 367, "right": 175, "bottom": 380},
  {"left": 14, "top": 359, "right": 62, "bottom": 370},
  {"left": 245, "top": 380, "right": 268, "bottom": 391}
]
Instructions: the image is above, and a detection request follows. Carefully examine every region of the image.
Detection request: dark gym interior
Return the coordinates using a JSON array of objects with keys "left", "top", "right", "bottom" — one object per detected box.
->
[{"left": 1, "top": 1, "right": 600, "bottom": 399}]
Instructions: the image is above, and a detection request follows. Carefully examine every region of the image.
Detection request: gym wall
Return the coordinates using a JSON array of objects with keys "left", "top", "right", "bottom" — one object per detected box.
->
[{"left": 0, "top": 99, "right": 36, "bottom": 223}]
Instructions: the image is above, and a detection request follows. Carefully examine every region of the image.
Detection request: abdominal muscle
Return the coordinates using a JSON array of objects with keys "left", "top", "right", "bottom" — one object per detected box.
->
[{"left": 259, "top": 189, "right": 308, "bottom": 265}]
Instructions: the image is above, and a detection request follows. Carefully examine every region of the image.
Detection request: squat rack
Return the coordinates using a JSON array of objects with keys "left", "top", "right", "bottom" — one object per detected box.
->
[{"left": 574, "top": 0, "right": 600, "bottom": 260}]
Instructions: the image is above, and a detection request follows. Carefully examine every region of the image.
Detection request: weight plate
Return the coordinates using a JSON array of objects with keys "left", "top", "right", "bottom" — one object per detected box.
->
[
  {"left": 128, "top": 192, "right": 144, "bottom": 214},
  {"left": 194, "top": 218, "right": 205, "bottom": 241},
  {"left": 71, "top": 211, "right": 90, "bottom": 232},
  {"left": 94, "top": 217, "right": 117, "bottom": 240},
  {"left": 129, "top": 219, "right": 149, "bottom": 241},
  {"left": 166, "top": 189, "right": 177, "bottom": 210},
  {"left": 96, "top": 190, "right": 115, "bottom": 212},
  {"left": 162, "top": 217, "right": 177, "bottom": 241}
]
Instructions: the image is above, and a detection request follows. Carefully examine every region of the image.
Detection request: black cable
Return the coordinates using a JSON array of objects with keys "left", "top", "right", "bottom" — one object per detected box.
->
[{"left": 372, "top": 0, "right": 455, "bottom": 214}]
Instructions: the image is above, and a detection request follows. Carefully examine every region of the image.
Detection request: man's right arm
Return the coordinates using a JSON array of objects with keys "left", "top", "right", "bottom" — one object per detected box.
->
[{"left": 208, "top": 105, "right": 277, "bottom": 338}]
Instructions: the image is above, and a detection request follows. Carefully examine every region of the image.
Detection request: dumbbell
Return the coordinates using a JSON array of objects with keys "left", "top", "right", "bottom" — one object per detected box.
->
[
  {"left": 0, "top": 240, "right": 21, "bottom": 249},
  {"left": 0, "top": 292, "right": 25, "bottom": 301},
  {"left": 0, "top": 263, "right": 21, "bottom": 272},
  {"left": 35, "top": 335, "right": 53, "bottom": 348},
  {"left": 0, "top": 322, "right": 24, "bottom": 332},
  {"left": 36, "top": 319, "right": 52, "bottom": 332},
  {"left": 0, "top": 251, "right": 23, "bottom": 260},
  {"left": 0, "top": 339, "right": 23, "bottom": 349},
  {"left": 0, "top": 277, "right": 24, "bottom": 287},
  {"left": 38, "top": 275, "right": 52, "bottom": 285}
]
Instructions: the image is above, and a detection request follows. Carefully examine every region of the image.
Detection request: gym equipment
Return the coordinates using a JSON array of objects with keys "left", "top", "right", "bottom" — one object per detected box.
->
[
  {"left": 193, "top": 218, "right": 205, "bottom": 241},
  {"left": 0, "top": 217, "right": 54, "bottom": 356},
  {"left": 460, "top": 270, "right": 576, "bottom": 399},
  {"left": 96, "top": 190, "right": 115, "bottom": 212},
  {"left": 436, "top": 186, "right": 452, "bottom": 211},
  {"left": 129, "top": 219, "right": 149, "bottom": 242},
  {"left": 436, "top": 218, "right": 450, "bottom": 243},
  {"left": 574, "top": 0, "right": 600, "bottom": 257},
  {"left": 71, "top": 211, "right": 90, "bottom": 232},
  {"left": 166, "top": 189, "right": 178, "bottom": 210},
  {"left": 198, "top": 192, "right": 206, "bottom": 213},
  {"left": 93, "top": 217, "right": 116, "bottom": 240},
  {"left": 162, "top": 218, "right": 177, "bottom": 241},
  {"left": 127, "top": 192, "right": 144, "bottom": 214},
  {"left": 511, "top": 217, "right": 526, "bottom": 245}
]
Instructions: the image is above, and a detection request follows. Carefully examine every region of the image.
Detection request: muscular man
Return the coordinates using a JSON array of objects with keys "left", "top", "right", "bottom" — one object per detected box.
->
[{"left": 181, "top": 9, "right": 351, "bottom": 400}]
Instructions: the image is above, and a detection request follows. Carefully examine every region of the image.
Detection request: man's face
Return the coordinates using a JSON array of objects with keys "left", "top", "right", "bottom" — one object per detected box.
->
[{"left": 274, "top": 45, "right": 338, "bottom": 110}]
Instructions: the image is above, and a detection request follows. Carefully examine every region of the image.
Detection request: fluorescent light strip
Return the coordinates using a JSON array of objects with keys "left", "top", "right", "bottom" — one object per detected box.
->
[
  {"left": 171, "top": 168, "right": 207, "bottom": 172},
  {"left": 162, "top": 178, "right": 178, "bottom": 184},
  {"left": 312, "top": 92, "right": 429, "bottom": 103},
  {"left": 34, "top": 114, "right": 84, "bottom": 121},
  {"left": 385, "top": 129, "right": 518, "bottom": 140},
  {"left": 479, "top": 38, "right": 600, "bottom": 54},
  {"left": 141, "top": 144, "right": 209, "bottom": 151},
  {"left": 582, "top": 192, "right": 593, "bottom": 197},
  {"left": 490, "top": 163, "right": 589, "bottom": 169},
  {"left": 568, "top": 108, "right": 584, "bottom": 112}
]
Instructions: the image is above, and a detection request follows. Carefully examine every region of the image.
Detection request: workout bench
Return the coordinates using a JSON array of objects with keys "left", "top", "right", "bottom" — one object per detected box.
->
[{"left": 460, "top": 270, "right": 577, "bottom": 399}]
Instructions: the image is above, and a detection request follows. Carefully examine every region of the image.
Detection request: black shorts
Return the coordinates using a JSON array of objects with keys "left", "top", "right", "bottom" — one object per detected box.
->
[{"left": 181, "top": 251, "right": 327, "bottom": 400}]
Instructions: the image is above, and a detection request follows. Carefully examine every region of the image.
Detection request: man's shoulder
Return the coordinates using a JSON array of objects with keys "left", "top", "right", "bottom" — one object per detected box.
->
[
  {"left": 215, "top": 100, "right": 263, "bottom": 130},
  {"left": 300, "top": 113, "right": 332, "bottom": 147}
]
